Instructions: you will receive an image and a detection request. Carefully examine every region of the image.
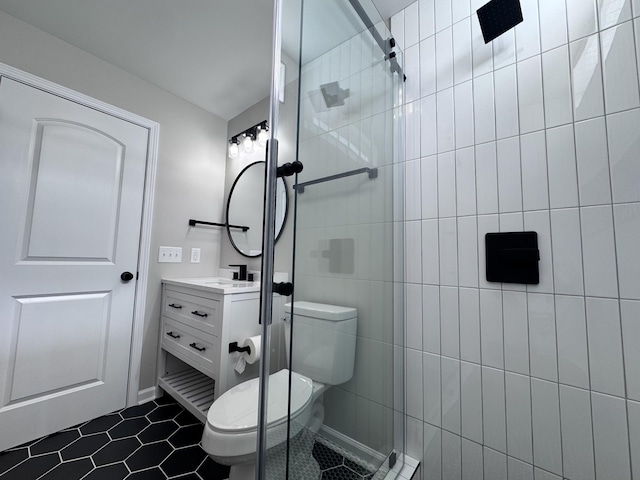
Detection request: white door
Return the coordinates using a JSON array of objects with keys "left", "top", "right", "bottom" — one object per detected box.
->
[{"left": 0, "top": 78, "right": 149, "bottom": 451}]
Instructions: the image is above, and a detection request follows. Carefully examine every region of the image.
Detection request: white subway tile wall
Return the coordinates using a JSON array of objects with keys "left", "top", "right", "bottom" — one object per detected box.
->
[{"left": 394, "top": 0, "right": 640, "bottom": 478}]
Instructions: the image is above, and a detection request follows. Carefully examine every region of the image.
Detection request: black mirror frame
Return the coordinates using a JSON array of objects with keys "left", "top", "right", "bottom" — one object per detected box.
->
[{"left": 226, "top": 161, "right": 289, "bottom": 258}]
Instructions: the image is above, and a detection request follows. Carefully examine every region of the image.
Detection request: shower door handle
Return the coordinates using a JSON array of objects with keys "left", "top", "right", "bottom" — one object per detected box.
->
[
  {"left": 272, "top": 282, "right": 293, "bottom": 296},
  {"left": 276, "top": 161, "right": 303, "bottom": 178}
]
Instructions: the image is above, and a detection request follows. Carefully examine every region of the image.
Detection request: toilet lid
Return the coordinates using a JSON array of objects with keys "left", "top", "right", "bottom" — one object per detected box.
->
[{"left": 207, "top": 369, "right": 313, "bottom": 433}]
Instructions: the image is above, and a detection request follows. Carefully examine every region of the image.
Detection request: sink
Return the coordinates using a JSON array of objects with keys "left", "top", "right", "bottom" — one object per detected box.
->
[
  {"left": 162, "top": 277, "right": 260, "bottom": 293},
  {"left": 203, "top": 278, "right": 256, "bottom": 286},
  {"left": 203, "top": 278, "right": 234, "bottom": 285}
]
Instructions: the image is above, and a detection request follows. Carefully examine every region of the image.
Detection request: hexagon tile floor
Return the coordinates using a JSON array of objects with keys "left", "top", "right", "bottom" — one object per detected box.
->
[{"left": 0, "top": 394, "right": 376, "bottom": 480}]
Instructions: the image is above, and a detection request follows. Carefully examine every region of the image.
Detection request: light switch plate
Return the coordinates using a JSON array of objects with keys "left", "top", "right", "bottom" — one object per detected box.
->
[
  {"left": 190, "top": 248, "right": 201, "bottom": 263},
  {"left": 158, "top": 246, "right": 182, "bottom": 263}
]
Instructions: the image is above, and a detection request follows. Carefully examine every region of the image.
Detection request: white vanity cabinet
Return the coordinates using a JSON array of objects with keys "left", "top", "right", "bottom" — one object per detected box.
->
[{"left": 157, "top": 278, "right": 262, "bottom": 422}]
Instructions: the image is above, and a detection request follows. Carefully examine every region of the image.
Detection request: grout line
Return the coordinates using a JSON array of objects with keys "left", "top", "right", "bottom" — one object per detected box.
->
[
  {"left": 539, "top": 2, "right": 567, "bottom": 473},
  {"left": 565, "top": 0, "right": 600, "bottom": 476},
  {"left": 597, "top": 18, "right": 628, "bottom": 475},
  {"left": 620, "top": 13, "right": 640, "bottom": 480}
]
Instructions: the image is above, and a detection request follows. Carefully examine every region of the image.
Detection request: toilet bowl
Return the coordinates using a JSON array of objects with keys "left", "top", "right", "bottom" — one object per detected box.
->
[
  {"left": 201, "top": 301, "right": 357, "bottom": 480},
  {"left": 201, "top": 369, "right": 325, "bottom": 467}
]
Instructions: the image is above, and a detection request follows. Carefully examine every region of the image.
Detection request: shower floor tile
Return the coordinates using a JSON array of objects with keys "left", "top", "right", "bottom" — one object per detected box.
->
[
  {"left": 313, "top": 439, "right": 375, "bottom": 480},
  {"left": 0, "top": 395, "right": 377, "bottom": 480}
]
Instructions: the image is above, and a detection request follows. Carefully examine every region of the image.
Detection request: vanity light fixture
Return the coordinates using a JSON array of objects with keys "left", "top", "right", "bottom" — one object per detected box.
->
[
  {"left": 257, "top": 123, "right": 268, "bottom": 147},
  {"left": 228, "top": 120, "right": 268, "bottom": 158},
  {"left": 242, "top": 131, "right": 255, "bottom": 153},
  {"left": 228, "top": 136, "right": 240, "bottom": 158}
]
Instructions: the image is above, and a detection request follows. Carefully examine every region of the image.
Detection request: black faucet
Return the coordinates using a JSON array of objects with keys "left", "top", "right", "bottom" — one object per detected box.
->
[{"left": 229, "top": 264, "right": 248, "bottom": 281}]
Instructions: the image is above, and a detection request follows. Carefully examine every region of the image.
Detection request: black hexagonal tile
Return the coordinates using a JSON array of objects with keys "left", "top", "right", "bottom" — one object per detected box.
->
[
  {"left": 31, "top": 430, "right": 81, "bottom": 455},
  {"left": 83, "top": 462, "right": 129, "bottom": 480},
  {"left": 126, "top": 467, "right": 167, "bottom": 479},
  {"left": 168, "top": 424, "right": 203, "bottom": 448},
  {"left": 322, "top": 465, "right": 363, "bottom": 479},
  {"left": 61, "top": 433, "right": 110, "bottom": 461},
  {"left": 62, "top": 420, "right": 90, "bottom": 431},
  {"left": 39, "top": 458, "right": 93, "bottom": 480},
  {"left": 7, "top": 437, "right": 40, "bottom": 451},
  {"left": 126, "top": 441, "right": 173, "bottom": 472},
  {"left": 197, "top": 457, "right": 230, "bottom": 479},
  {"left": 154, "top": 394, "right": 176, "bottom": 406},
  {"left": 121, "top": 403, "right": 156, "bottom": 419},
  {"left": 313, "top": 442, "right": 343, "bottom": 470},
  {"left": 160, "top": 445, "right": 206, "bottom": 477},
  {"left": 0, "top": 448, "right": 28, "bottom": 475},
  {"left": 174, "top": 409, "right": 200, "bottom": 427},
  {"left": 170, "top": 474, "right": 199, "bottom": 480},
  {"left": 109, "top": 417, "right": 150, "bottom": 439},
  {"left": 92, "top": 437, "right": 141, "bottom": 466},
  {"left": 138, "top": 421, "right": 179, "bottom": 444},
  {"left": 146, "top": 404, "right": 182, "bottom": 423},
  {"left": 81, "top": 414, "right": 122, "bottom": 435},
  {"left": 0, "top": 452, "right": 59, "bottom": 480}
]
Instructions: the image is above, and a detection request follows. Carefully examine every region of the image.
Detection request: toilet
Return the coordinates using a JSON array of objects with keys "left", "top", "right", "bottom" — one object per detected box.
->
[{"left": 201, "top": 301, "right": 357, "bottom": 480}]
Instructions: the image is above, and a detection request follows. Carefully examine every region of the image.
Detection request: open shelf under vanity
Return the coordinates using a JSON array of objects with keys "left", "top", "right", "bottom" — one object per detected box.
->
[{"left": 158, "top": 369, "right": 215, "bottom": 423}]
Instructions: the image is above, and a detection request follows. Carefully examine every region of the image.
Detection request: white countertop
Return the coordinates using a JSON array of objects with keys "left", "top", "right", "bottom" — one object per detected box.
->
[{"left": 162, "top": 277, "right": 261, "bottom": 295}]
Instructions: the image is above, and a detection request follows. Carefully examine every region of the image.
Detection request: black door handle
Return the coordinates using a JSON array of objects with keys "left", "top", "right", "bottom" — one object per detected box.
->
[{"left": 121, "top": 271, "right": 134, "bottom": 282}]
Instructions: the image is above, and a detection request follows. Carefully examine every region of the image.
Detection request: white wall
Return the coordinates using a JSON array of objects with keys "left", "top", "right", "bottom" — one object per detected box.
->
[
  {"left": 0, "top": 11, "right": 229, "bottom": 392},
  {"left": 393, "top": 1, "right": 640, "bottom": 479},
  {"left": 220, "top": 52, "right": 300, "bottom": 276}
]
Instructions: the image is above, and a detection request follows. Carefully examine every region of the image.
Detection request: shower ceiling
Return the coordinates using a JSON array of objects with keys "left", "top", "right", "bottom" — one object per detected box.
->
[{"left": 0, "top": 0, "right": 406, "bottom": 120}]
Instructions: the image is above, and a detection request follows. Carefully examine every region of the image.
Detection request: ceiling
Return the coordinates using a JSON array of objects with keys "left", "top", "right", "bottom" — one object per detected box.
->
[{"left": 0, "top": 0, "right": 410, "bottom": 120}]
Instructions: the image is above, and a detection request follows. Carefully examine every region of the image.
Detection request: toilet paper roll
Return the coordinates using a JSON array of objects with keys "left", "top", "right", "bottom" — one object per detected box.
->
[
  {"left": 233, "top": 335, "right": 262, "bottom": 374},
  {"left": 242, "top": 335, "right": 261, "bottom": 365}
]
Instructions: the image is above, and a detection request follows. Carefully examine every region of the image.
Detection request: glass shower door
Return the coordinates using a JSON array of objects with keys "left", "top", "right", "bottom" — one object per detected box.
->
[{"left": 257, "top": 0, "right": 404, "bottom": 478}]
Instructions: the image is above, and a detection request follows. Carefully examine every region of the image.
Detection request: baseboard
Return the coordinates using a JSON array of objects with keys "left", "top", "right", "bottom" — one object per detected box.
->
[
  {"left": 137, "top": 386, "right": 159, "bottom": 405},
  {"left": 318, "top": 425, "right": 387, "bottom": 467}
]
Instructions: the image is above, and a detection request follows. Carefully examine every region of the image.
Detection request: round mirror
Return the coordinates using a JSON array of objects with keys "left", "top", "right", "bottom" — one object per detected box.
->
[{"left": 226, "top": 161, "right": 288, "bottom": 257}]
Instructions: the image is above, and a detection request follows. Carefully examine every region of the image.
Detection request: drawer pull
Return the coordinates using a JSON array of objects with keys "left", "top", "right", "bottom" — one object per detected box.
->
[
  {"left": 189, "top": 342, "right": 206, "bottom": 352},
  {"left": 166, "top": 331, "right": 181, "bottom": 339},
  {"left": 169, "top": 303, "right": 183, "bottom": 309},
  {"left": 191, "top": 310, "right": 208, "bottom": 318}
]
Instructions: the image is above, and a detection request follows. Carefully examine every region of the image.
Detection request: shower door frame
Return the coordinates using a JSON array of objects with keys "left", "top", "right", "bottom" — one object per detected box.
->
[{"left": 255, "top": 0, "right": 406, "bottom": 477}]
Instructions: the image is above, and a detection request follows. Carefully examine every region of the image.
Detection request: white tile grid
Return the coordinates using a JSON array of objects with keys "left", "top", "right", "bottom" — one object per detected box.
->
[{"left": 393, "top": 0, "right": 640, "bottom": 478}]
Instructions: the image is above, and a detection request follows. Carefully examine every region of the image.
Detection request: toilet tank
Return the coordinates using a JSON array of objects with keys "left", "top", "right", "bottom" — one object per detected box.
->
[{"left": 284, "top": 301, "right": 357, "bottom": 386}]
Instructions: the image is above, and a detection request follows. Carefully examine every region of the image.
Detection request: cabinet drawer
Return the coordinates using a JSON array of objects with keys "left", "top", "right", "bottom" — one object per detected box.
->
[
  {"left": 163, "top": 290, "right": 220, "bottom": 335},
  {"left": 161, "top": 317, "right": 219, "bottom": 375}
]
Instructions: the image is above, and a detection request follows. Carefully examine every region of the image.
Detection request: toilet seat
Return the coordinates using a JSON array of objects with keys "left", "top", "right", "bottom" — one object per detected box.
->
[{"left": 207, "top": 369, "right": 313, "bottom": 434}]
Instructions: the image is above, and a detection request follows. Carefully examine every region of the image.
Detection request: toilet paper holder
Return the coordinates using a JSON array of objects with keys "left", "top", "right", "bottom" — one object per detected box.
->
[{"left": 228, "top": 341, "right": 251, "bottom": 355}]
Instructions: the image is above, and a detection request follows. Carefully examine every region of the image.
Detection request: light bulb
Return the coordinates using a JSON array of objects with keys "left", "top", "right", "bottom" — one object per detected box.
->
[
  {"left": 228, "top": 142, "right": 239, "bottom": 158},
  {"left": 257, "top": 128, "right": 268, "bottom": 147},
  {"left": 242, "top": 134, "right": 254, "bottom": 153}
]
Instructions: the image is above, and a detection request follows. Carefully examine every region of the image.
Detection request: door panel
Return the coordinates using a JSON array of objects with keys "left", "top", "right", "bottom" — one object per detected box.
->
[
  {"left": 0, "top": 77, "right": 148, "bottom": 450},
  {"left": 24, "top": 120, "right": 124, "bottom": 261},
  {"left": 9, "top": 292, "right": 111, "bottom": 402}
]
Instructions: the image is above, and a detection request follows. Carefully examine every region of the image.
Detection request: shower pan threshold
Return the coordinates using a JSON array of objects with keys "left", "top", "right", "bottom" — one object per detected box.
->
[{"left": 384, "top": 454, "right": 419, "bottom": 480}]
